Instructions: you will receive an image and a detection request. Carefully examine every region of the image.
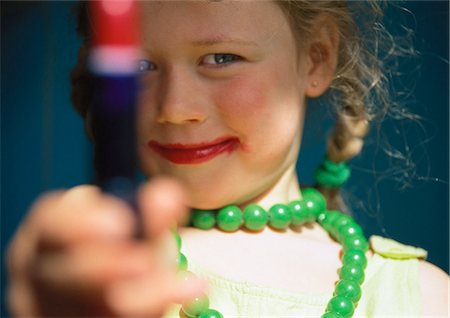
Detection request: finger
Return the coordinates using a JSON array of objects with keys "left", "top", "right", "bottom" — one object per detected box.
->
[
  {"left": 7, "top": 279, "right": 38, "bottom": 317},
  {"left": 106, "top": 269, "right": 207, "bottom": 317},
  {"left": 138, "top": 177, "right": 190, "bottom": 238},
  {"left": 7, "top": 191, "right": 63, "bottom": 279},
  {"left": 7, "top": 187, "right": 136, "bottom": 280},
  {"left": 33, "top": 242, "right": 153, "bottom": 293},
  {"left": 38, "top": 187, "right": 136, "bottom": 249},
  {"left": 7, "top": 187, "right": 144, "bottom": 318}
]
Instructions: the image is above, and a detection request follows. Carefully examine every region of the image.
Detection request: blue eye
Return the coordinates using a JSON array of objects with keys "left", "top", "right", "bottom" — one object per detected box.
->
[
  {"left": 202, "top": 54, "right": 242, "bottom": 65},
  {"left": 138, "top": 59, "right": 156, "bottom": 73}
]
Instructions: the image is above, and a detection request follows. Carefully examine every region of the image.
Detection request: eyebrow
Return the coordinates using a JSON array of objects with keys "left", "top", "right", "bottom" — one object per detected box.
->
[{"left": 190, "top": 37, "right": 259, "bottom": 47}]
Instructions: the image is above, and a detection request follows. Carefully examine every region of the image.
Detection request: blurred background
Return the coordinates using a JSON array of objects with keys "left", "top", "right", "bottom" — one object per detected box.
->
[{"left": 1, "top": 1, "right": 448, "bottom": 316}]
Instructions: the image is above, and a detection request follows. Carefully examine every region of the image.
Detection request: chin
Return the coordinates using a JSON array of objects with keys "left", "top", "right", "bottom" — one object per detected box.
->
[
  {"left": 183, "top": 183, "right": 239, "bottom": 210},
  {"left": 139, "top": 157, "right": 275, "bottom": 209},
  {"left": 185, "top": 178, "right": 270, "bottom": 211}
]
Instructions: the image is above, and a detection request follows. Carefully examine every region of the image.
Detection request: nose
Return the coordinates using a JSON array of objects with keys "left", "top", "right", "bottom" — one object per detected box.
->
[{"left": 155, "top": 66, "right": 207, "bottom": 125}]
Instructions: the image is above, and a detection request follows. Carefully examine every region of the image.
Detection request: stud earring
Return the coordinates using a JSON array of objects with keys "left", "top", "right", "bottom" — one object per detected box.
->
[{"left": 311, "top": 80, "right": 318, "bottom": 87}]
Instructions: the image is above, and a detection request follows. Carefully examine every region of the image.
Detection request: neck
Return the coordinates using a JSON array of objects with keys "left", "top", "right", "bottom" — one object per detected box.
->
[{"left": 240, "top": 164, "right": 301, "bottom": 211}]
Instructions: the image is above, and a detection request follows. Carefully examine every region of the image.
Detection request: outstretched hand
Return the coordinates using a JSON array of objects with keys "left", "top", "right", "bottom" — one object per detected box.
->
[{"left": 7, "top": 177, "right": 206, "bottom": 317}]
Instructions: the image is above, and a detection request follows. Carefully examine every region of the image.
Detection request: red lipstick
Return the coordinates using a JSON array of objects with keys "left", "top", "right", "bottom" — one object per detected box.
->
[{"left": 148, "top": 137, "right": 239, "bottom": 164}]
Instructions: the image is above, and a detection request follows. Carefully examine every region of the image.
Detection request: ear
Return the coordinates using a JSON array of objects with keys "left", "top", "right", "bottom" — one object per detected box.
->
[{"left": 305, "top": 15, "right": 339, "bottom": 98}]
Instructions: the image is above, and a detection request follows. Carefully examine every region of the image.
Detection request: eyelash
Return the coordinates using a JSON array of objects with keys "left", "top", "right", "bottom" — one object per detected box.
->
[
  {"left": 201, "top": 53, "right": 242, "bottom": 66},
  {"left": 137, "top": 53, "right": 243, "bottom": 73}
]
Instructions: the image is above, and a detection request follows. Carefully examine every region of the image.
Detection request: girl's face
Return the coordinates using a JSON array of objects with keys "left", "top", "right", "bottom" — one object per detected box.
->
[{"left": 137, "top": 1, "right": 310, "bottom": 209}]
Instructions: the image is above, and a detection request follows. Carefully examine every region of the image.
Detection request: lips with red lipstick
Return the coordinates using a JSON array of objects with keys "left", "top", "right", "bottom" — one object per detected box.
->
[{"left": 147, "top": 137, "right": 240, "bottom": 164}]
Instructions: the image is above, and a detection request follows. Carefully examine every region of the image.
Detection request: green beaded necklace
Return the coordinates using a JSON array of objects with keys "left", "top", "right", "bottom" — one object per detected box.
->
[{"left": 173, "top": 188, "right": 369, "bottom": 318}]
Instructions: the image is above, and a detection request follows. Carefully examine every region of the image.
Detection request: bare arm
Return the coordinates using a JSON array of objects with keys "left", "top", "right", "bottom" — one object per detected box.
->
[{"left": 419, "top": 260, "right": 449, "bottom": 317}]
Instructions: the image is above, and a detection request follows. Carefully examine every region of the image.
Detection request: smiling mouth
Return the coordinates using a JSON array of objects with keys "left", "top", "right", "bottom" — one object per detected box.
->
[{"left": 147, "top": 137, "right": 240, "bottom": 165}]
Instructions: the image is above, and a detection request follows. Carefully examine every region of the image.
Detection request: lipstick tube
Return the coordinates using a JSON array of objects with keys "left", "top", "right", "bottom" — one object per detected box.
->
[{"left": 88, "top": 0, "right": 142, "bottom": 210}]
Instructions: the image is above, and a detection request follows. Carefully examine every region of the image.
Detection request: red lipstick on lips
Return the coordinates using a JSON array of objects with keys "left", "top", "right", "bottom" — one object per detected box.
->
[{"left": 148, "top": 137, "right": 239, "bottom": 164}]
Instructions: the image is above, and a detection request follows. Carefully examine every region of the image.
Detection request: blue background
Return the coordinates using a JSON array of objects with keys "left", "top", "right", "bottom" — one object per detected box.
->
[{"left": 1, "top": 1, "right": 448, "bottom": 316}]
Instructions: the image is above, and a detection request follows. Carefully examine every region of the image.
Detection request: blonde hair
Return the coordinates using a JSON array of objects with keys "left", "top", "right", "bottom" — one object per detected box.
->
[{"left": 277, "top": 1, "right": 408, "bottom": 211}]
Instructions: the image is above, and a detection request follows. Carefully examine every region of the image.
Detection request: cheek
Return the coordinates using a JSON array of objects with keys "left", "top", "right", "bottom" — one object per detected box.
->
[
  {"left": 136, "top": 85, "right": 159, "bottom": 142},
  {"left": 212, "top": 76, "right": 273, "bottom": 134},
  {"left": 211, "top": 69, "right": 304, "bottom": 144}
]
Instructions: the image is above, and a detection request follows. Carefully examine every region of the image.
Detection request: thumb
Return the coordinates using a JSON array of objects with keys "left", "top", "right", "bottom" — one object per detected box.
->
[{"left": 138, "top": 177, "right": 190, "bottom": 238}]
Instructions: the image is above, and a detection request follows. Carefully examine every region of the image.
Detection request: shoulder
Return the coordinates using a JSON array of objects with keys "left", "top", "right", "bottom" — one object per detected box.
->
[
  {"left": 418, "top": 260, "right": 449, "bottom": 316},
  {"left": 369, "top": 235, "right": 448, "bottom": 315}
]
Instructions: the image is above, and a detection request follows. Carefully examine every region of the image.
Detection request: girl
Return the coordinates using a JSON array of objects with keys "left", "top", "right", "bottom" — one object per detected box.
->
[{"left": 7, "top": 1, "right": 448, "bottom": 317}]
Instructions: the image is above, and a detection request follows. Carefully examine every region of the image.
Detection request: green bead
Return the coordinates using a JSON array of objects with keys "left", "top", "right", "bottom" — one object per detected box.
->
[
  {"left": 339, "top": 264, "right": 365, "bottom": 285},
  {"left": 329, "top": 214, "right": 353, "bottom": 238},
  {"left": 192, "top": 209, "right": 216, "bottom": 230},
  {"left": 317, "top": 212, "right": 327, "bottom": 223},
  {"left": 178, "top": 252, "right": 188, "bottom": 271},
  {"left": 343, "top": 235, "right": 369, "bottom": 253},
  {"left": 289, "top": 200, "right": 314, "bottom": 225},
  {"left": 320, "top": 210, "right": 341, "bottom": 224},
  {"left": 336, "top": 222, "right": 363, "bottom": 242},
  {"left": 268, "top": 204, "right": 292, "bottom": 230},
  {"left": 334, "top": 279, "right": 362, "bottom": 302},
  {"left": 326, "top": 295, "right": 355, "bottom": 318},
  {"left": 182, "top": 295, "right": 210, "bottom": 317},
  {"left": 321, "top": 312, "right": 344, "bottom": 318},
  {"left": 342, "top": 249, "right": 368, "bottom": 269},
  {"left": 243, "top": 204, "right": 269, "bottom": 231},
  {"left": 301, "top": 188, "right": 326, "bottom": 217},
  {"left": 173, "top": 230, "right": 182, "bottom": 251},
  {"left": 301, "top": 187, "right": 326, "bottom": 204},
  {"left": 198, "top": 309, "right": 224, "bottom": 318},
  {"left": 217, "top": 205, "right": 242, "bottom": 232},
  {"left": 332, "top": 214, "right": 353, "bottom": 229},
  {"left": 320, "top": 210, "right": 342, "bottom": 232}
]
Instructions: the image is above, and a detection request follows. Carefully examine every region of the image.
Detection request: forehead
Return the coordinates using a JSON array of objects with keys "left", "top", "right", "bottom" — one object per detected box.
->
[{"left": 139, "top": 1, "right": 291, "bottom": 47}]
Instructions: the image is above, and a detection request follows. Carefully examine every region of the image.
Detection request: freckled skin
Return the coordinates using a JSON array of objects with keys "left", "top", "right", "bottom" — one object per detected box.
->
[{"left": 136, "top": 1, "right": 309, "bottom": 209}]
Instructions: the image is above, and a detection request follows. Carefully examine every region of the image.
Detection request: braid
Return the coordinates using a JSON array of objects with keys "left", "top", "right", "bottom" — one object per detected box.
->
[
  {"left": 278, "top": 1, "right": 386, "bottom": 213},
  {"left": 320, "top": 2, "right": 385, "bottom": 212},
  {"left": 327, "top": 70, "right": 371, "bottom": 164},
  {"left": 322, "top": 75, "right": 371, "bottom": 211}
]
